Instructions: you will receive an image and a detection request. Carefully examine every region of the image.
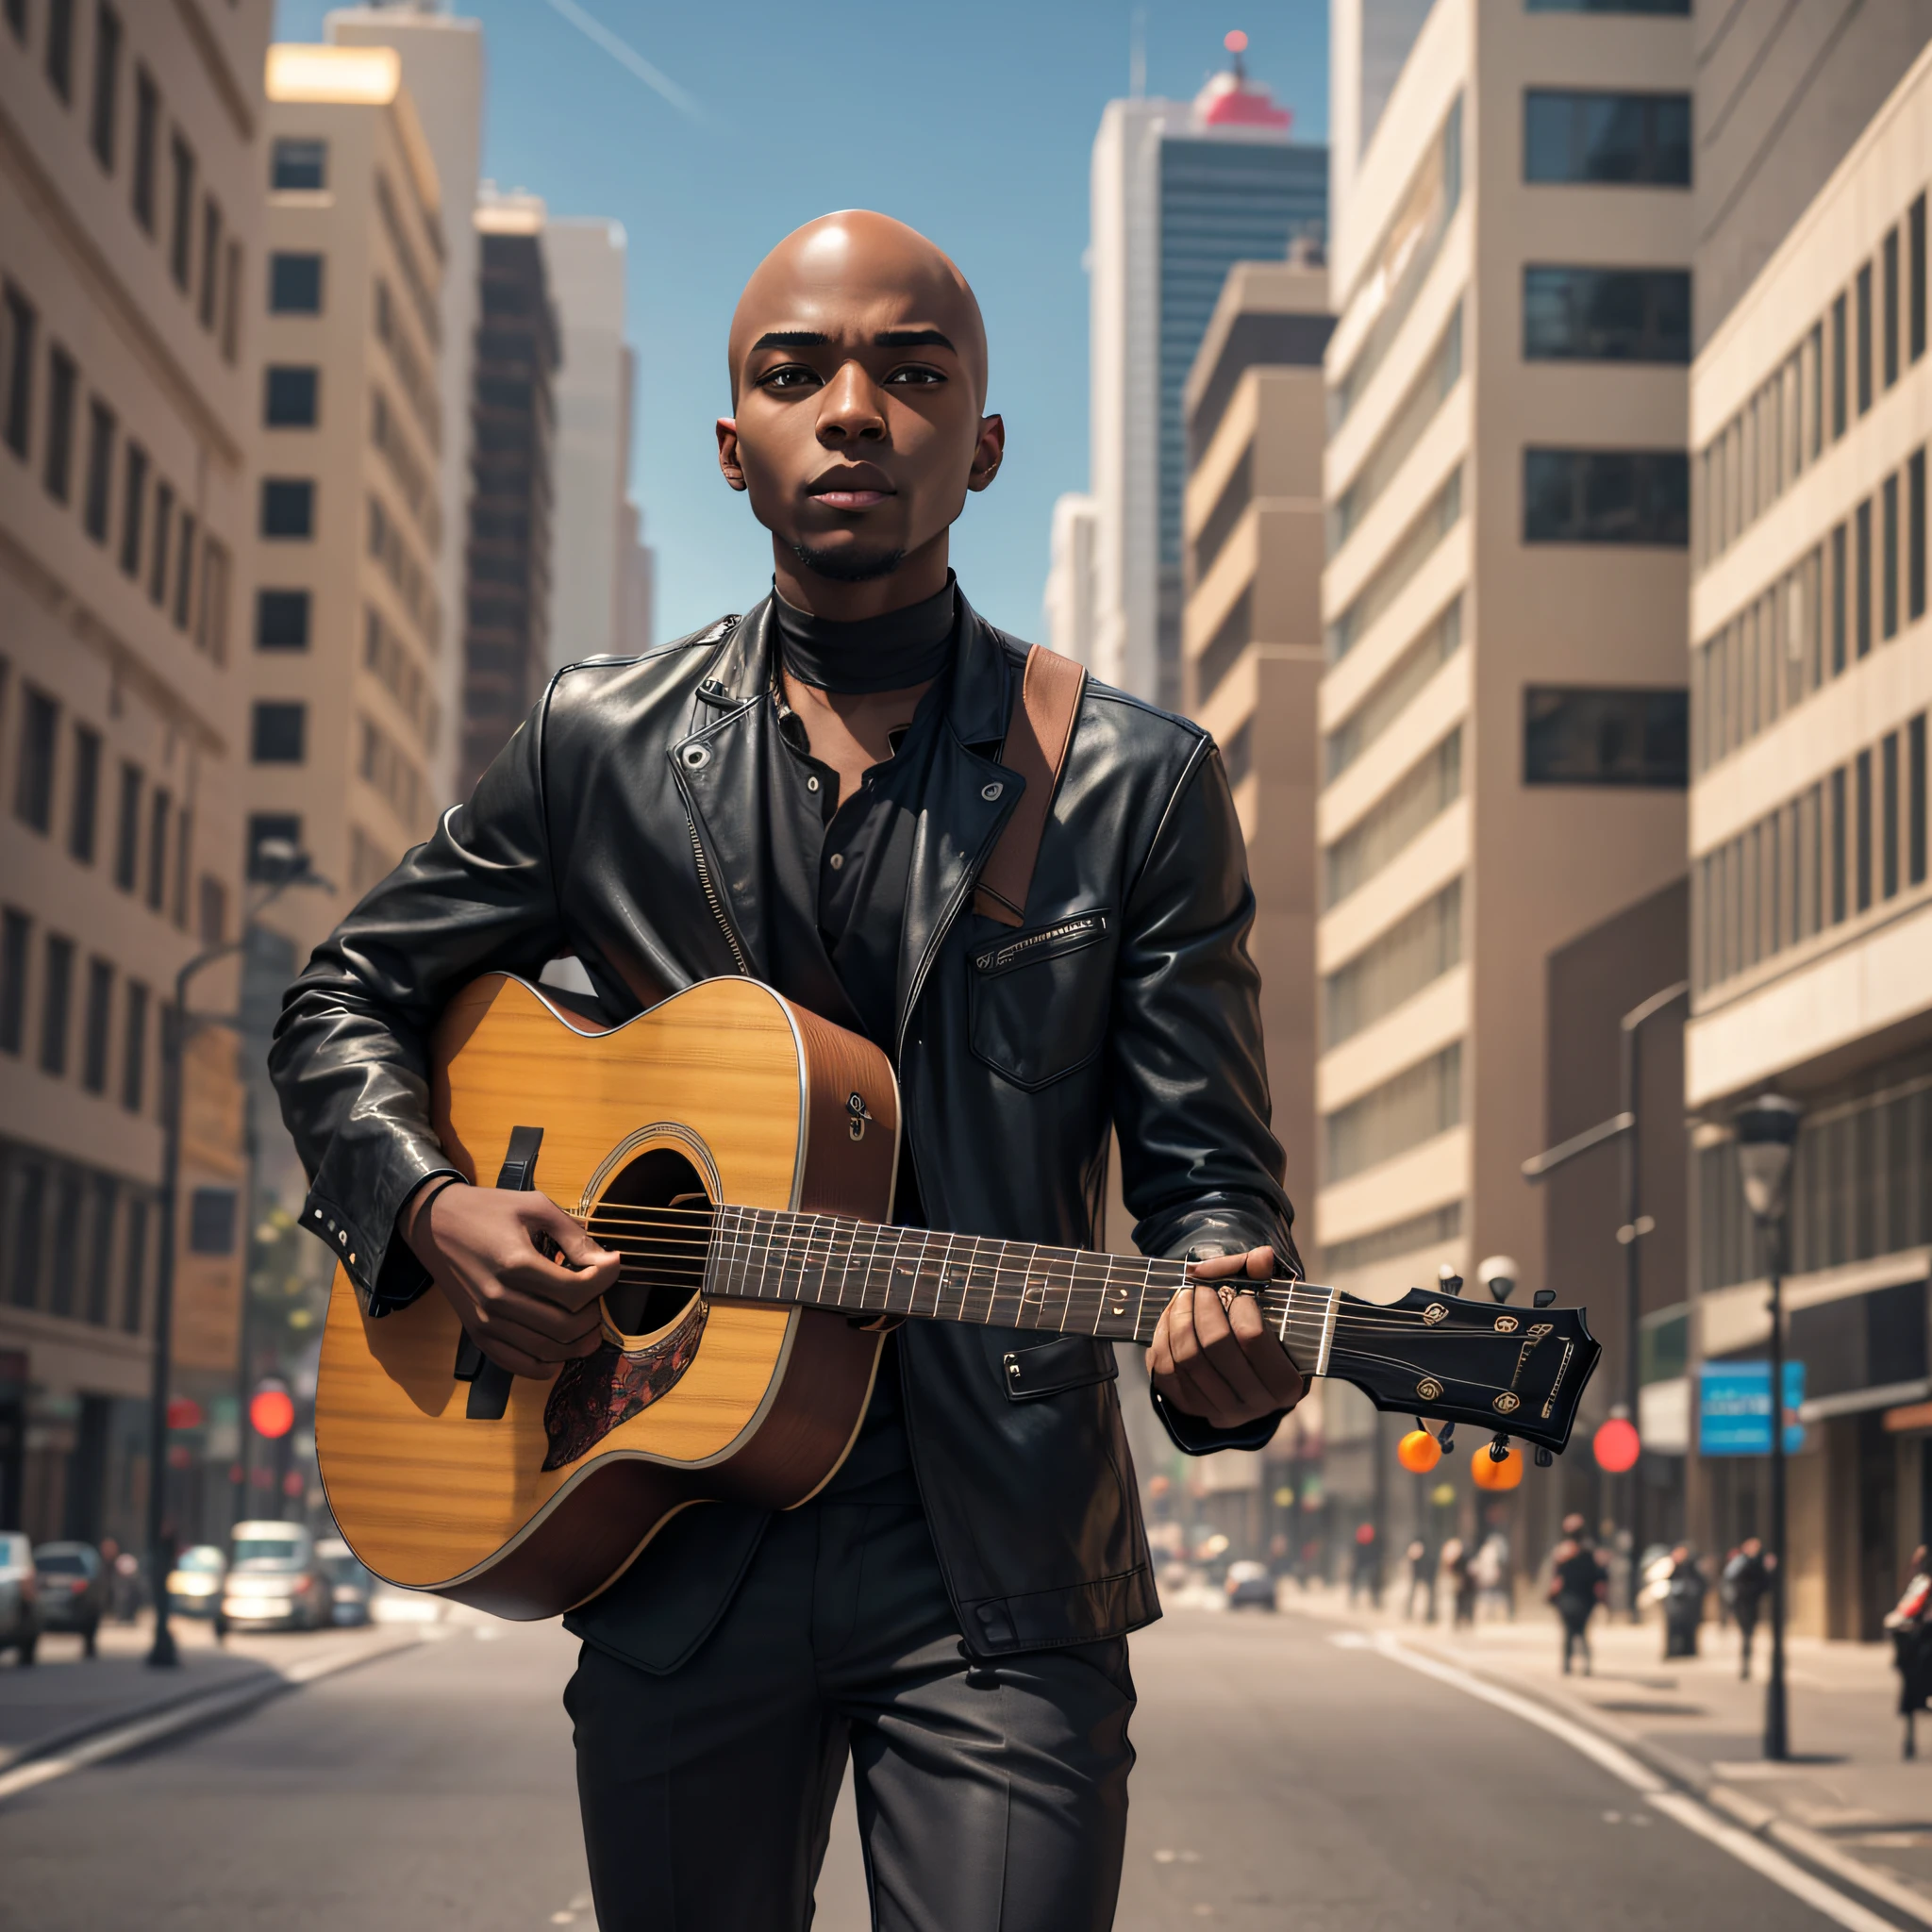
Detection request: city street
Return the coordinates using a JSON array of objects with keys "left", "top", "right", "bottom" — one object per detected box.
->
[{"left": 0, "top": 1597, "right": 1897, "bottom": 1930}]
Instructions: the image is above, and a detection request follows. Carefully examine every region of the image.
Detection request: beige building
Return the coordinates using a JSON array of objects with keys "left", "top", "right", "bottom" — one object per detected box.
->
[
  {"left": 1685, "top": 40, "right": 1932, "bottom": 1641},
  {"left": 0, "top": 1, "right": 271, "bottom": 1540},
  {"left": 1315, "top": 0, "right": 1694, "bottom": 1532},
  {"left": 246, "top": 43, "right": 446, "bottom": 987}
]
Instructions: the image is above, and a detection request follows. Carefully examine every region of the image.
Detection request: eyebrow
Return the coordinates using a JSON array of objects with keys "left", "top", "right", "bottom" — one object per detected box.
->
[{"left": 747, "top": 327, "right": 958, "bottom": 353}]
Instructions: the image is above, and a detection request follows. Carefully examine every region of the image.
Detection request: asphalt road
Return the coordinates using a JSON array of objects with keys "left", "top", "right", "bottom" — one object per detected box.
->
[{"left": 0, "top": 1602, "right": 1874, "bottom": 1929}]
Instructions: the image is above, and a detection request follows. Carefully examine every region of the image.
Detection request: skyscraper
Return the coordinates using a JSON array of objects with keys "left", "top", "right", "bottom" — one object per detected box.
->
[{"left": 1084, "top": 39, "right": 1326, "bottom": 707}]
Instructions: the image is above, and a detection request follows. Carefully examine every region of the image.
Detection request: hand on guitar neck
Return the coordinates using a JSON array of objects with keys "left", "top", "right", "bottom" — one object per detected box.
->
[
  {"left": 1150, "top": 1246, "right": 1308, "bottom": 1432},
  {"left": 399, "top": 1179, "right": 622, "bottom": 1380}
]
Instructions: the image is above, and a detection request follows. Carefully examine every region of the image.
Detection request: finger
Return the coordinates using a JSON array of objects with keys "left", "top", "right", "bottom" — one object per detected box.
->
[
  {"left": 471, "top": 1280, "right": 607, "bottom": 1352},
  {"left": 1192, "top": 1287, "right": 1281, "bottom": 1413},
  {"left": 1148, "top": 1304, "right": 1177, "bottom": 1381},
  {"left": 1186, "top": 1248, "right": 1249, "bottom": 1281},
  {"left": 1159, "top": 1289, "right": 1245, "bottom": 1421},
  {"left": 1225, "top": 1293, "right": 1307, "bottom": 1407},
  {"left": 531, "top": 1196, "right": 624, "bottom": 1283},
  {"left": 1243, "top": 1244, "right": 1276, "bottom": 1280}
]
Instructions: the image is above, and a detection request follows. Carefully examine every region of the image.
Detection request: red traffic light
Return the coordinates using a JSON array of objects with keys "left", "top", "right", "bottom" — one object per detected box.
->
[
  {"left": 1593, "top": 1415, "right": 1641, "bottom": 1474},
  {"left": 249, "top": 1387, "right": 296, "bottom": 1440},
  {"left": 165, "top": 1395, "right": 204, "bottom": 1430}
]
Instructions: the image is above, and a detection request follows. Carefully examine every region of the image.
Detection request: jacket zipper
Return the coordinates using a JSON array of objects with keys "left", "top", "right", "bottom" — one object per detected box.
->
[{"left": 683, "top": 807, "right": 750, "bottom": 975}]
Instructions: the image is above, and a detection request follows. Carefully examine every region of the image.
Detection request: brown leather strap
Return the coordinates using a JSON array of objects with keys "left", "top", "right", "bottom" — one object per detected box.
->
[{"left": 973, "top": 644, "right": 1087, "bottom": 928}]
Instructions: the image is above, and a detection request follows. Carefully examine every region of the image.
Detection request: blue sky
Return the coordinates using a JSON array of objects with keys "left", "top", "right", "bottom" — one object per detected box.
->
[{"left": 274, "top": 1, "right": 1329, "bottom": 642}]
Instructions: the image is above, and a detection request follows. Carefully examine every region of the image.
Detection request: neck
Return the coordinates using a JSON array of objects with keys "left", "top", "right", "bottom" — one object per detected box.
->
[{"left": 770, "top": 529, "right": 950, "bottom": 621}]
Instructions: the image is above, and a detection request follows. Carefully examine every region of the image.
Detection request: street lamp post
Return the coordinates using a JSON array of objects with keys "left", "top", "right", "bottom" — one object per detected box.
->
[
  {"left": 1735, "top": 1092, "right": 1802, "bottom": 1762},
  {"left": 145, "top": 850, "right": 324, "bottom": 1668}
]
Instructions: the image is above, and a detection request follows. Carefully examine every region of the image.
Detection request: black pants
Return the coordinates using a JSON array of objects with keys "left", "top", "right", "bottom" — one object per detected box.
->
[
  {"left": 1557, "top": 1599, "right": 1592, "bottom": 1674},
  {"left": 1737, "top": 1607, "right": 1758, "bottom": 1676},
  {"left": 565, "top": 1496, "right": 1136, "bottom": 1931}
]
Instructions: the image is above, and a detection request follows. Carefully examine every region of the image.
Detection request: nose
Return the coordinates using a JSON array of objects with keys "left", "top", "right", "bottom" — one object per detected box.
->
[{"left": 816, "top": 359, "right": 887, "bottom": 447}]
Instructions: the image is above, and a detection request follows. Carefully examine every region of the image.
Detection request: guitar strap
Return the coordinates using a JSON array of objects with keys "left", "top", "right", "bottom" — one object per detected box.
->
[{"left": 972, "top": 643, "right": 1087, "bottom": 928}]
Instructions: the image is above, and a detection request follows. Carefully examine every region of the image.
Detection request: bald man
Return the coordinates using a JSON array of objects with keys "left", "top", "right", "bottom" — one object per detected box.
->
[{"left": 273, "top": 211, "right": 1305, "bottom": 1930}]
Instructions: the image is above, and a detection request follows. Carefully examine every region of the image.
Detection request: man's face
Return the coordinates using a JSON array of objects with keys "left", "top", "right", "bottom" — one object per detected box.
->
[{"left": 718, "top": 216, "right": 1002, "bottom": 586}]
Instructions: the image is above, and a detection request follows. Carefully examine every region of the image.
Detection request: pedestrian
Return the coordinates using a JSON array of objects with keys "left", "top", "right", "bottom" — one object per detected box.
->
[
  {"left": 1473, "top": 1530, "right": 1511, "bottom": 1621},
  {"left": 1440, "top": 1537, "right": 1474, "bottom": 1629},
  {"left": 1722, "top": 1537, "right": 1774, "bottom": 1680},
  {"left": 1403, "top": 1538, "right": 1434, "bottom": 1622},
  {"left": 1349, "top": 1522, "right": 1379, "bottom": 1606},
  {"left": 1886, "top": 1545, "right": 1932, "bottom": 1759},
  {"left": 1662, "top": 1542, "right": 1707, "bottom": 1658},
  {"left": 1548, "top": 1514, "right": 1605, "bottom": 1675}
]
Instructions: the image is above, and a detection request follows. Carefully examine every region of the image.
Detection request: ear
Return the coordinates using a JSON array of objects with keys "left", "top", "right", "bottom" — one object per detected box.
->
[
  {"left": 966, "top": 412, "right": 1005, "bottom": 494},
  {"left": 716, "top": 418, "right": 747, "bottom": 492}
]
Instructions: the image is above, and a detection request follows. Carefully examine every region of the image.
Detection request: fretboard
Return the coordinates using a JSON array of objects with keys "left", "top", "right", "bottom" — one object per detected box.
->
[{"left": 699, "top": 1202, "right": 1341, "bottom": 1369}]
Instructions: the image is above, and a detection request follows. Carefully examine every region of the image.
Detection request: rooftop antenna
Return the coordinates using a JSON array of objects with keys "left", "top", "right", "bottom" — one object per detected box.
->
[{"left": 1130, "top": 8, "right": 1147, "bottom": 98}]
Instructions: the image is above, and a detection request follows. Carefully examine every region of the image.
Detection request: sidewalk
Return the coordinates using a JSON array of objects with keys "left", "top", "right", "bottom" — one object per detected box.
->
[
  {"left": 1283, "top": 1576, "right": 1932, "bottom": 1917},
  {"left": 0, "top": 1608, "right": 420, "bottom": 1773}
]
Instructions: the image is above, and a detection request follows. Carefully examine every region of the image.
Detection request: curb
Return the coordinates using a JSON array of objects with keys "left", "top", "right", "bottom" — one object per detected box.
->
[
  {"left": 0, "top": 1629, "right": 421, "bottom": 1807},
  {"left": 1388, "top": 1627, "right": 1932, "bottom": 1931},
  {"left": 0, "top": 1664, "right": 283, "bottom": 1775}
]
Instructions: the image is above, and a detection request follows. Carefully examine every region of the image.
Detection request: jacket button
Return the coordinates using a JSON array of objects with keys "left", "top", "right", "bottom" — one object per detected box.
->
[{"left": 981, "top": 782, "right": 1003, "bottom": 802}]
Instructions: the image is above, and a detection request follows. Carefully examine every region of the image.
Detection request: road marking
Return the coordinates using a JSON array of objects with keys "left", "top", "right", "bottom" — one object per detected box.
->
[
  {"left": 1366, "top": 1634, "right": 1898, "bottom": 1932},
  {"left": 0, "top": 1633, "right": 420, "bottom": 1807}
]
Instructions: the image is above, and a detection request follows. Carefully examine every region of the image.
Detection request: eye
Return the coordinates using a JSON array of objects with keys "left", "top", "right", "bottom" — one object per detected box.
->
[
  {"left": 885, "top": 364, "right": 945, "bottom": 387},
  {"left": 758, "top": 364, "right": 821, "bottom": 391}
]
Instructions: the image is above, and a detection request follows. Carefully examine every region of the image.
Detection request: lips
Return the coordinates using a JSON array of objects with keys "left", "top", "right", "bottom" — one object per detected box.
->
[{"left": 808, "top": 463, "right": 894, "bottom": 511}]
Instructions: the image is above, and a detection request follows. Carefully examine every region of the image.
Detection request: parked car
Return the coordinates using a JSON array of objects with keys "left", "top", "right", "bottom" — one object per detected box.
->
[
  {"left": 0, "top": 1531, "right": 39, "bottom": 1664},
  {"left": 165, "top": 1544, "right": 227, "bottom": 1620},
  {"left": 314, "top": 1538, "right": 374, "bottom": 1626},
  {"left": 221, "top": 1523, "right": 330, "bottom": 1630},
  {"left": 1224, "top": 1559, "right": 1277, "bottom": 1610},
  {"left": 33, "top": 1542, "right": 108, "bottom": 1654}
]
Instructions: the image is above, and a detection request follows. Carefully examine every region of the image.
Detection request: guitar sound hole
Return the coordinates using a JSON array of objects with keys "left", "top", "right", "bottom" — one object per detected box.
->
[{"left": 588, "top": 1146, "right": 713, "bottom": 1341}]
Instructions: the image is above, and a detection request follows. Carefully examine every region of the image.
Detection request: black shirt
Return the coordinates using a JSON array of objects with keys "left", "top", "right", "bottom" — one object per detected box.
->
[{"left": 759, "top": 579, "right": 959, "bottom": 1502}]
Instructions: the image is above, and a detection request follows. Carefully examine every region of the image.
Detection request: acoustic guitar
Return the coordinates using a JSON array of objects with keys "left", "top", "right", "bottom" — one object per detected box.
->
[{"left": 314, "top": 974, "right": 1599, "bottom": 1619}]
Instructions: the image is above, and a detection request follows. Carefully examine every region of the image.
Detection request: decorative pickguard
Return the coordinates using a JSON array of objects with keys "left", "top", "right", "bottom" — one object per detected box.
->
[{"left": 541, "top": 1296, "right": 708, "bottom": 1470}]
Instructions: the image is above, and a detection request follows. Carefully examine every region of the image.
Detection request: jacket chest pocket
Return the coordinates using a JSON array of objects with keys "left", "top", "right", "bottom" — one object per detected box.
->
[{"left": 968, "top": 909, "right": 1112, "bottom": 1091}]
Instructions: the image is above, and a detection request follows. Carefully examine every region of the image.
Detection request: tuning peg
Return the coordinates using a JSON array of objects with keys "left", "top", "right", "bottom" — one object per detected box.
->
[
  {"left": 1438, "top": 1423, "right": 1457, "bottom": 1456},
  {"left": 1438, "top": 1267, "right": 1464, "bottom": 1297},
  {"left": 1534, "top": 1446, "right": 1555, "bottom": 1467},
  {"left": 1533, "top": 1289, "right": 1556, "bottom": 1307},
  {"left": 1488, "top": 1432, "right": 1510, "bottom": 1462}
]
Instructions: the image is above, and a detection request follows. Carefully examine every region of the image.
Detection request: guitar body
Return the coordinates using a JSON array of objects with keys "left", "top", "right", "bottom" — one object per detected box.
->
[{"left": 313, "top": 974, "right": 901, "bottom": 1620}]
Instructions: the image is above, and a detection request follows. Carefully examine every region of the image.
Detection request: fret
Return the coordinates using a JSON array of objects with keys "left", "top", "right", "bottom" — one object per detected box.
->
[
  {"left": 859, "top": 1219, "right": 890, "bottom": 1316},
  {"left": 938, "top": 1231, "right": 964, "bottom": 1321},
  {"left": 836, "top": 1219, "right": 861, "bottom": 1308}
]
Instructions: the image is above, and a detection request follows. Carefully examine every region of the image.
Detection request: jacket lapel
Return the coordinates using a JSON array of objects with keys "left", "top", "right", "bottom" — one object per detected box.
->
[{"left": 893, "top": 600, "right": 1023, "bottom": 1055}]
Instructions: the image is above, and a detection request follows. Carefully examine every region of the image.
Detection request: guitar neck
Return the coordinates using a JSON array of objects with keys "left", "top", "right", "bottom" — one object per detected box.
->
[{"left": 699, "top": 1203, "right": 1344, "bottom": 1373}]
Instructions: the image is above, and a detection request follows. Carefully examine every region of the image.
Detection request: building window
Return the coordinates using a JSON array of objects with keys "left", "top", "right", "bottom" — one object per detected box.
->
[
  {"left": 1523, "top": 265, "right": 1690, "bottom": 362},
  {"left": 1324, "top": 1203, "right": 1465, "bottom": 1278},
  {"left": 120, "top": 979, "right": 146, "bottom": 1111},
  {"left": 1883, "top": 732, "right": 1901, "bottom": 901},
  {"left": 247, "top": 812, "right": 303, "bottom": 882},
  {"left": 197, "top": 196, "right": 222, "bottom": 331},
  {"left": 186, "top": 1186, "right": 237, "bottom": 1256},
  {"left": 1831, "top": 291, "right": 1848, "bottom": 440},
  {"left": 44, "top": 0, "right": 74, "bottom": 101},
  {"left": 260, "top": 477, "right": 314, "bottom": 539},
  {"left": 1324, "top": 729, "right": 1462, "bottom": 909},
  {"left": 149, "top": 478, "right": 172, "bottom": 605},
  {"left": 0, "top": 908, "right": 29, "bottom": 1055},
  {"left": 1524, "top": 447, "right": 1688, "bottom": 545},
  {"left": 145, "top": 788, "right": 169, "bottom": 910},
  {"left": 167, "top": 133, "right": 194, "bottom": 291},
  {"left": 1830, "top": 521, "right": 1848, "bottom": 674},
  {"left": 3, "top": 281, "right": 35, "bottom": 459},
  {"left": 1524, "top": 686, "right": 1688, "bottom": 787},
  {"left": 1884, "top": 474, "right": 1901, "bottom": 641},
  {"left": 263, "top": 365, "right": 318, "bottom": 428},
  {"left": 81, "top": 395, "right": 113, "bottom": 542},
  {"left": 271, "top": 138, "right": 327, "bottom": 192},
  {"left": 197, "top": 874, "right": 225, "bottom": 947},
  {"left": 84, "top": 1174, "right": 116, "bottom": 1324},
  {"left": 88, "top": 2, "right": 120, "bottom": 170},
  {"left": 1324, "top": 1043, "right": 1462, "bottom": 1186},
  {"left": 1194, "top": 587, "right": 1251, "bottom": 711},
  {"left": 1523, "top": 90, "right": 1690, "bottom": 187},
  {"left": 1912, "top": 450, "right": 1927, "bottom": 624},
  {"left": 1912, "top": 195, "right": 1928, "bottom": 365},
  {"left": 1910, "top": 714, "right": 1928, "bottom": 888},
  {"left": 220, "top": 239, "right": 242, "bottom": 364},
  {"left": 120, "top": 1194, "right": 147, "bottom": 1330},
  {"left": 1885, "top": 227, "right": 1902, "bottom": 390},
  {"left": 1323, "top": 878, "right": 1462, "bottom": 1051},
  {"left": 256, "top": 588, "right": 310, "bottom": 651},
  {"left": 118, "top": 440, "right": 146, "bottom": 576},
  {"left": 268, "top": 251, "right": 323, "bottom": 314},
  {"left": 171, "top": 509, "right": 195, "bottom": 629},
  {"left": 1221, "top": 718, "right": 1253, "bottom": 790},
  {"left": 14, "top": 687, "right": 58, "bottom": 833},
  {"left": 1856, "top": 259, "right": 1874, "bottom": 416},
  {"left": 130, "top": 65, "right": 157, "bottom": 233},
  {"left": 43, "top": 344, "right": 75, "bottom": 502},
  {"left": 40, "top": 933, "right": 73, "bottom": 1076},
  {"left": 1856, "top": 497, "right": 1872, "bottom": 658},
  {"left": 1192, "top": 443, "right": 1252, "bottom": 585},
  {"left": 68, "top": 724, "right": 99, "bottom": 863},
  {"left": 81, "top": 957, "right": 112, "bottom": 1093},
  {"left": 112, "top": 761, "right": 140, "bottom": 891},
  {"left": 251, "top": 701, "right": 306, "bottom": 764},
  {"left": 1830, "top": 765, "right": 1848, "bottom": 924}
]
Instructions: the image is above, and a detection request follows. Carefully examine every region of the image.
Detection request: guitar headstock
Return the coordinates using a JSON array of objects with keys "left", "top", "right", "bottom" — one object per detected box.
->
[{"left": 1324, "top": 1287, "right": 1599, "bottom": 1454}]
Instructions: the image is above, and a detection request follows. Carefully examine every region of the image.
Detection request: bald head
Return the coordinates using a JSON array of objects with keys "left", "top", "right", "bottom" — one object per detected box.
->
[{"left": 727, "top": 210, "right": 988, "bottom": 407}]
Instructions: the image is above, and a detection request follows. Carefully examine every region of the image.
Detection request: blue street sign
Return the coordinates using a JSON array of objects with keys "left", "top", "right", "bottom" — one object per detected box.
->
[{"left": 1698, "top": 1361, "right": 1805, "bottom": 1456}]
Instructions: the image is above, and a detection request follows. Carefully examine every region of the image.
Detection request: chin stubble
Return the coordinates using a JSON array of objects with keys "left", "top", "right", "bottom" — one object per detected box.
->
[{"left": 790, "top": 540, "right": 908, "bottom": 585}]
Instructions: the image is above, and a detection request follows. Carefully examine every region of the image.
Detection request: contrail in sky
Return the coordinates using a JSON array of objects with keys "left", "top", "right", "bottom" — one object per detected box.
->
[{"left": 541, "top": 0, "right": 706, "bottom": 125}]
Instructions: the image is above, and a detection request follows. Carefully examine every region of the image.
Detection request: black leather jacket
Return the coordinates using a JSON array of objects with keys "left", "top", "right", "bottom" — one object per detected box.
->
[{"left": 271, "top": 592, "right": 1298, "bottom": 1659}]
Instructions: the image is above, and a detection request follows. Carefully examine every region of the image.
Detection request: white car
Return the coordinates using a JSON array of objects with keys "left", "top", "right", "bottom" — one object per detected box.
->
[{"left": 222, "top": 1522, "right": 330, "bottom": 1630}]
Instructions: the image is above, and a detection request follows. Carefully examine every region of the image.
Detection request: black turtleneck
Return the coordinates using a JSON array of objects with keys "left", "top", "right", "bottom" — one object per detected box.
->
[{"left": 772, "top": 576, "right": 957, "bottom": 692}]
